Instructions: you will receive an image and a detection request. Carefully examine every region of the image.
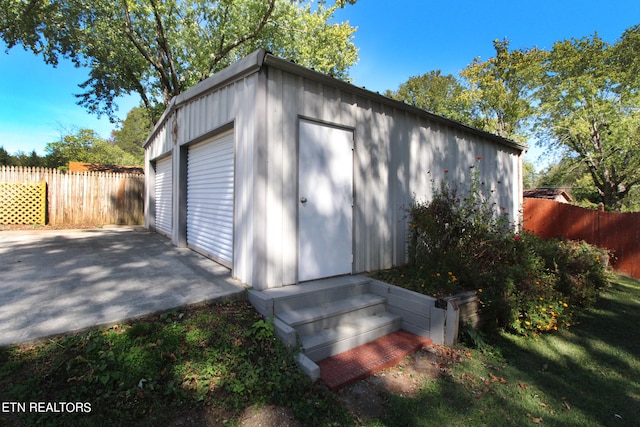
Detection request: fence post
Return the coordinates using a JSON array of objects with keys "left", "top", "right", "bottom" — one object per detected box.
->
[
  {"left": 444, "top": 299, "right": 460, "bottom": 346},
  {"left": 39, "top": 181, "right": 47, "bottom": 224}
]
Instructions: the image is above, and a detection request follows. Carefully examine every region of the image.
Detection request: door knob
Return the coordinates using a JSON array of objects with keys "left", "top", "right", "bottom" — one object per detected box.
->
[{"left": 300, "top": 197, "right": 307, "bottom": 204}]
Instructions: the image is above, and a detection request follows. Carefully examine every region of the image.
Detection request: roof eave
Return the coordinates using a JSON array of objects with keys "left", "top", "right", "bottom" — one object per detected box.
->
[
  {"left": 144, "top": 49, "right": 269, "bottom": 148},
  {"left": 263, "top": 53, "right": 527, "bottom": 154}
]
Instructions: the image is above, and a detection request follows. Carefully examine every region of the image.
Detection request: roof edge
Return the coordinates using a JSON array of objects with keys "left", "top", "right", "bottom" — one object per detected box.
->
[
  {"left": 263, "top": 53, "right": 527, "bottom": 154},
  {"left": 145, "top": 48, "right": 527, "bottom": 154},
  {"left": 144, "top": 49, "right": 269, "bottom": 148}
]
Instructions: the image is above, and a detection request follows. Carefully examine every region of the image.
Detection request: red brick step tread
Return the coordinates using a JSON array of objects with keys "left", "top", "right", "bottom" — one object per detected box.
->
[{"left": 317, "top": 330, "right": 433, "bottom": 391}]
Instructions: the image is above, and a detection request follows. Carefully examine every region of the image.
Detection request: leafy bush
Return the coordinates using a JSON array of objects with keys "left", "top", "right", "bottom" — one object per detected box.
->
[{"left": 398, "top": 162, "right": 610, "bottom": 336}]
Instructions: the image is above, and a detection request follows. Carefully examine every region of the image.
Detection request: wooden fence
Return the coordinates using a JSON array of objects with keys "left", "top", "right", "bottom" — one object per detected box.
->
[
  {"left": 523, "top": 198, "right": 640, "bottom": 278},
  {"left": 0, "top": 166, "right": 144, "bottom": 226}
]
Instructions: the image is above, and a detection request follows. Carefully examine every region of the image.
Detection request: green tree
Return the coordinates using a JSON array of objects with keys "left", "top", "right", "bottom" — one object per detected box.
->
[
  {"left": 15, "top": 149, "right": 45, "bottom": 167},
  {"left": 387, "top": 70, "right": 472, "bottom": 123},
  {"left": 461, "top": 39, "right": 545, "bottom": 142},
  {"left": 110, "top": 106, "right": 153, "bottom": 164},
  {"left": 535, "top": 31, "right": 640, "bottom": 211},
  {"left": 45, "top": 128, "right": 138, "bottom": 168},
  {"left": 1, "top": 0, "right": 358, "bottom": 122},
  {"left": 0, "top": 148, "right": 45, "bottom": 167},
  {"left": 537, "top": 157, "right": 600, "bottom": 208},
  {"left": 0, "top": 146, "right": 12, "bottom": 166},
  {"left": 522, "top": 160, "right": 537, "bottom": 190}
]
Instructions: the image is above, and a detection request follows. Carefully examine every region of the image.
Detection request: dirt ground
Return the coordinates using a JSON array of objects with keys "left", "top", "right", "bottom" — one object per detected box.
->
[{"left": 170, "top": 344, "right": 468, "bottom": 427}]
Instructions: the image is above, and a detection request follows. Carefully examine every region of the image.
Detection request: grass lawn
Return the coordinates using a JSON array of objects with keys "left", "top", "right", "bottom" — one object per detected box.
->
[
  {"left": 377, "top": 274, "right": 640, "bottom": 427},
  {"left": 1, "top": 275, "right": 638, "bottom": 426}
]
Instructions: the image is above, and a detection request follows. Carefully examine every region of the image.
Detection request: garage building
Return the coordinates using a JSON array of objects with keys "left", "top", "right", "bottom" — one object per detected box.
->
[{"left": 144, "top": 49, "right": 526, "bottom": 291}]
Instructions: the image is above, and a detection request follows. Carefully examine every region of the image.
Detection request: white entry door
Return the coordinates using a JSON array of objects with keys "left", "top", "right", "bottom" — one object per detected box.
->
[{"left": 298, "top": 120, "right": 354, "bottom": 282}]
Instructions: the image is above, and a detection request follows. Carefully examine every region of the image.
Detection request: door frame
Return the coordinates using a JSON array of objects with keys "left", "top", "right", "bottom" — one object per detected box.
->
[{"left": 297, "top": 117, "right": 355, "bottom": 283}]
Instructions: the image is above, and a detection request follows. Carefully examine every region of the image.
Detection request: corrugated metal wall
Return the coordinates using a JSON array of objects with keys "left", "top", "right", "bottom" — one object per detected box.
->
[
  {"left": 264, "top": 66, "right": 522, "bottom": 285},
  {"left": 145, "top": 50, "right": 523, "bottom": 290},
  {"left": 145, "top": 73, "right": 261, "bottom": 287}
]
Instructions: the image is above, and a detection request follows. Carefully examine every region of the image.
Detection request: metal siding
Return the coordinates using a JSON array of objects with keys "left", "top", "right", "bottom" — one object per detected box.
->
[
  {"left": 234, "top": 76, "right": 258, "bottom": 287},
  {"left": 187, "top": 131, "right": 235, "bottom": 266},
  {"left": 145, "top": 54, "right": 523, "bottom": 289},
  {"left": 155, "top": 156, "right": 173, "bottom": 236},
  {"left": 266, "top": 68, "right": 523, "bottom": 282}
]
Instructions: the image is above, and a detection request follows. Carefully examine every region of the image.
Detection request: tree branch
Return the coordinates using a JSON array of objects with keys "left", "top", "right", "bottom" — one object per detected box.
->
[
  {"left": 121, "top": 0, "right": 173, "bottom": 104},
  {"left": 205, "top": 0, "right": 276, "bottom": 78},
  {"left": 149, "top": 0, "right": 180, "bottom": 99}
]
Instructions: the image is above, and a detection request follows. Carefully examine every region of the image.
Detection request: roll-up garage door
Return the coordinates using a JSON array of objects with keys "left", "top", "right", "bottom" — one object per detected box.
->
[
  {"left": 155, "top": 155, "right": 173, "bottom": 237},
  {"left": 186, "top": 131, "right": 235, "bottom": 266}
]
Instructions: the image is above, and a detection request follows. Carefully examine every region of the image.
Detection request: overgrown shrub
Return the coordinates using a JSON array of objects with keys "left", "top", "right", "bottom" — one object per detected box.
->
[{"left": 401, "top": 163, "right": 610, "bottom": 336}]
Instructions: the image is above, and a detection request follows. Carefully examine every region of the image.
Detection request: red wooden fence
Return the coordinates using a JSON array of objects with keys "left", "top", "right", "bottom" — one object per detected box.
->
[{"left": 523, "top": 198, "right": 640, "bottom": 278}]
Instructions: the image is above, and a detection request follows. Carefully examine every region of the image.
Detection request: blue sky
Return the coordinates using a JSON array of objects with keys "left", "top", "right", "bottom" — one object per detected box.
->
[{"left": 1, "top": 0, "right": 638, "bottom": 169}]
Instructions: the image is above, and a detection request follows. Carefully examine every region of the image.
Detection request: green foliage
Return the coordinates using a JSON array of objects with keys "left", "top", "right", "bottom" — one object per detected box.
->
[
  {"left": 522, "top": 160, "right": 538, "bottom": 190},
  {"left": 393, "top": 164, "right": 610, "bottom": 337},
  {"left": 535, "top": 30, "right": 640, "bottom": 211},
  {"left": 537, "top": 155, "right": 640, "bottom": 212},
  {"left": 1, "top": 0, "right": 358, "bottom": 122},
  {"left": 0, "top": 147, "right": 44, "bottom": 167},
  {"left": 407, "top": 159, "right": 513, "bottom": 297},
  {"left": 388, "top": 70, "right": 472, "bottom": 123},
  {"left": 460, "top": 39, "right": 546, "bottom": 142},
  {"left": 110, "top": 106, "right": 154, "bottom": 164},
  {"left": 0, "top": 301, "right": 353, "bottom": 426},
  {"left": 45, "top": 128, "right": 140, "bottom": 169}
]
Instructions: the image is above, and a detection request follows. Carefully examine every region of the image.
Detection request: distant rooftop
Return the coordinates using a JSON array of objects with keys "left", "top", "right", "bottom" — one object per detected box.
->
[
  {"left": 68, "top": 162, "right": 144, "bottom": 175},
  {"left": 524, "top": 188, "right": 573, "bottom": 202}
]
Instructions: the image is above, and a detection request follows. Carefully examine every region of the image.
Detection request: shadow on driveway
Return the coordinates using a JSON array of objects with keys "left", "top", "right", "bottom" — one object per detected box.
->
[{"left": 0, "top": 227, "right": 246, "bottom": 346}]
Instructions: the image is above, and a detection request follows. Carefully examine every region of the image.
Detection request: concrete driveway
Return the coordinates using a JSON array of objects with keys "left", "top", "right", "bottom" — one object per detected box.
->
[{"left": 0, "top": 227, "right": 246, "bottom": 346}]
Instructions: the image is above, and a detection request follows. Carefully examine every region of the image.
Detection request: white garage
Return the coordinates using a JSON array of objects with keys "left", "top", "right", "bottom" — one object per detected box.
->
[{"left": 144, "top": 49, "right": 525, "bottom": 291}]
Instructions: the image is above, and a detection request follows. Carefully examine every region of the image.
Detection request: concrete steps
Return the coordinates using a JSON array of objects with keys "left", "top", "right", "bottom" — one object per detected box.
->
[
  {"left": 249, "top": 275, "right": 442, "bottom": 380},
  {"left": 300, "top": 310, "right": 401, "bottom": 361}
]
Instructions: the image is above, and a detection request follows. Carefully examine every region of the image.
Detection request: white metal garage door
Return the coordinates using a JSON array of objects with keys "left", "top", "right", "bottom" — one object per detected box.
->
[
  {"left": 155, "top": 155, "right": 173, "bottom": 237},
  {"left": 186, "top": 131, "right": 235, "bottom": 267}
]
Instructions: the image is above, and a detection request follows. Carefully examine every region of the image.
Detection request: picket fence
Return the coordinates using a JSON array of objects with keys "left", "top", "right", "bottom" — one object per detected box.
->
[
  {"left": 0, "top": 166, "right": 144, "bottom": 226},
  {"left": 523, "top": 197, "right": 640, "bottom": 279}
]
